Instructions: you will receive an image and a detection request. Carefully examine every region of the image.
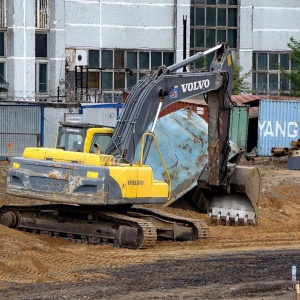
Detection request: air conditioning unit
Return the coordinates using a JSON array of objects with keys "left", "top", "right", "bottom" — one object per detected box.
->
[{"left": 75, "top": 50, "right": 88, "bottom": 66}]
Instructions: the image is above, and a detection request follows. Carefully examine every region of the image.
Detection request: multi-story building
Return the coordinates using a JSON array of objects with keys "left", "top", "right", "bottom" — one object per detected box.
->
[{"left": 1, "top": 0, "right": 300, "bottom": 102}]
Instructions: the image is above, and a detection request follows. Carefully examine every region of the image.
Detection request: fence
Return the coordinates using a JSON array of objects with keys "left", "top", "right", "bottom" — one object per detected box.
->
[{"left": 0, "top": 133, "right": 40, "bottom": 158}]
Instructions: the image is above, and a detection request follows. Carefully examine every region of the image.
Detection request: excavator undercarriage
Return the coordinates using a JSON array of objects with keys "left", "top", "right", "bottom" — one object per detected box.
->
[{"left": 0, "top": 204, "right": 209, "bottom": 249}]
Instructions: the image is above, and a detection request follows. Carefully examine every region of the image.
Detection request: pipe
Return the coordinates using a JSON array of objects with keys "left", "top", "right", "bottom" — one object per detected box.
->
[
  {"left": 167, "top": 44, "right": 223, "bottom": 73},
  {"left": 142, "top": 100, "right": 163, "bottom": 164}
]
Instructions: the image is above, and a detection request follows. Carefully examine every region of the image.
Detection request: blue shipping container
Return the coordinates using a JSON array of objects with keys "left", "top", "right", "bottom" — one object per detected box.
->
[{"left": 257, "top": 99, "right": 300, "bottom": 156}]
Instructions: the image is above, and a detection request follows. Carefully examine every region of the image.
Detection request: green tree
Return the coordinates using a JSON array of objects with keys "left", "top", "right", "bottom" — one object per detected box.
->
[
  {"left": 281, "top": 37, "right": 300, "bottom": 96},
  {"left": 232, "top": 55, "right": 251, "bottom": 95}
]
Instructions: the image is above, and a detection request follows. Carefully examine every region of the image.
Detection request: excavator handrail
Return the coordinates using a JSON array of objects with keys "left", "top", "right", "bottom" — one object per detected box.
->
[{"left": 139, "top": 132, "right": 172, "bottom": 199}]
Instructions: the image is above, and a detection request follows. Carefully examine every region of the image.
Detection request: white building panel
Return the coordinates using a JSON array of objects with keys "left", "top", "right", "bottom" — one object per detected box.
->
[
  {"left": 245, "top": 0, "right": 300, "bottom": 7},
  {"left": 101, "top": 27, "right": 174, "bottom": 49},
  {"left": 101, "top": 3, "right": 174, "bottom": 27},
  {"left": 65, "top": 1, "right": 100, "bottom": 25},
  {"left": 239, "top": 6, "right": 253, "bottom": 50},
  {"left": 65, "top": 26, "right": 101, "bottom": 48},
  {"left": 100, "top": 0, "right": 175, "bottom": 3},
  {"left": 253, "top": 30, "right": 300, "bottom": 51},
  {"left": 253, "top": 7, "right": 300, "bottom": 31}
]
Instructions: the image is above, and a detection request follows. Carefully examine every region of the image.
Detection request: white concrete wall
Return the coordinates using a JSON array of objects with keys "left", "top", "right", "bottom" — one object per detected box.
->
[
  {"left": 175, "top": 1, "right": 191, "bottom": 65},
  {"left": 7, "top": 0, "right": 36, "bottom": 100},
  {"left": 49, "top": 0, "right": 66, "bottom": 93},
  {"left": 239, "top": 0, "right": 300, "bottom": 86},
  {"left": 252, "top": 6, "right": 300, "bottom": 51},
  {"left": 65, "top": 0, "right": 190, "bottom": 55}
]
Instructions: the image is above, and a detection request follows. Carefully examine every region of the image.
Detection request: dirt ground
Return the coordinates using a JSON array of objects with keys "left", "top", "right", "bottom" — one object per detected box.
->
[{"left": 0, "top": 158, "right": 300, "bottom": 299}]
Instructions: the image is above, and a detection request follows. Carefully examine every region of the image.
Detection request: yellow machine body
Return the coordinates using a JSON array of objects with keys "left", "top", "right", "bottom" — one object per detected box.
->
[{"left": 11, "top": 147, "right": 169, "bottom": 204}]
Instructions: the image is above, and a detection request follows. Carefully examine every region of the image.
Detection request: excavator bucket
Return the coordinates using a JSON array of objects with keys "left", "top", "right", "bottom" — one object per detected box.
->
[
  {"left": 208, "top": 166, "right": 261, "bottom": 226},
  {"left": 136, "top": 108, "right": 262, "bottom": 226}
]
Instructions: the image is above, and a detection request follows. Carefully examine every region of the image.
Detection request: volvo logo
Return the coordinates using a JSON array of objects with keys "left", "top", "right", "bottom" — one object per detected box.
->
[
  {"left": 128, "top": 180, "right": 144, "bottom": 186},
  {"left": 67, "top": 128, "right": 80, "bottom": 133},
  {"left": 181, "top": 79, "right": 210, "bottom": 93}
]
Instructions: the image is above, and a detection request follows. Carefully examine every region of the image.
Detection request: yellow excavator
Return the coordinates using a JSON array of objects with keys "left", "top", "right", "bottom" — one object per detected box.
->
[{"left": 1, "top": 43, "right": 261, "bottom": 249}]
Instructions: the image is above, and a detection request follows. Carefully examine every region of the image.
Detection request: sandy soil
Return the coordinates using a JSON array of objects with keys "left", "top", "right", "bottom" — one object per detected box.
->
[{"left": 0, "top": 158, "right": 299, "bottom": 299}]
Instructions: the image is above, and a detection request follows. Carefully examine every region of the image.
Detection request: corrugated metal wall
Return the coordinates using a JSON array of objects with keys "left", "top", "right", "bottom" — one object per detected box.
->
[
  {"left": 81, "top": 103, "right": 123, "bottom": 127},
  {"left": 258, "top": 99, "right": 300, "bottom": 156},
  {"left": 229, "top": 106, "right": 249, "bottom": 150},
  {"left": 0, "top": 103, "right": 126, "bottom": 158},
  {"left": 159, "top": 100, "right": 209, "bottom": 122},
  {"left": 0, "top": 104, "right": 41, "bottom": 157}
]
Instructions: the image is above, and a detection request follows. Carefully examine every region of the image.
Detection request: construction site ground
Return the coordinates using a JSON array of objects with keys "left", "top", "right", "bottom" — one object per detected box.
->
[{"left": 0, "top": 158, "right": 299, "bottom": 299}]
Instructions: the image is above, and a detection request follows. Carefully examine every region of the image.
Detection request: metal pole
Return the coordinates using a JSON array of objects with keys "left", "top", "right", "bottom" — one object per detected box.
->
[
  {"left": 80, "top": 66, "right": 83, "bottom": 101},
  {"left": 57, "top": 86, "right": 60, "bottom": 102},
  {"left": 183, "top": 15, "right": 187, "bottom": 72}
]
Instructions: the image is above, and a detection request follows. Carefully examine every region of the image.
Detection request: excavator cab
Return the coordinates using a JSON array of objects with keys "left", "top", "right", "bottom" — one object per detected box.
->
[{"left": 56, "top": 122, "right": 114, "bottom": 153}]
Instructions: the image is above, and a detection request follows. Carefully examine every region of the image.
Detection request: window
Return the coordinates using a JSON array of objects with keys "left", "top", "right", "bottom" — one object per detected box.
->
[
  {"left": 163, "top": 52, "right": 174, "bottom": 67},
  {"left": 253, "top": 52, "right": 292, "bottom": 94},
  {"left": 88, "top": 72, "right": 99, "bottom": 89},
  {"left": 127, "top": 72, "right": 137, "bottom": 89},
  {"left": 0, "top": 62, "right": 4, "bottom": 83},
  {"left": 257, "top": 53, "right": 267, "bottom": 70},
  {"left": 102, "top": 72, "right": 113, "bottom": 90},
  {"left": 101, "top": 50, "right": 113, "bottom": 68},
  {"left": 114, "top": 72, "right": 125, "bottom": 90},
  {"left": 89, "top": 50, "right": 100, "bottom": 68},
  {"left": 37, "top": 63, "right": 48, "bottom": 93},
  {"left": 69, "top": 49, "right": 175, "bottom": 103},
  {"left": 57, "top": 133, "right": 83, "bottom": 152},
  {"left": 0, "top": 0, "right": 6, "bottom": 28},
  {"left": 35, "top": 33, "right": 47, "bottom": 58},
  {"left": 151, "top": 52, "right": 162, "bottom": 69},
  {"left": 0, "top": 31, "right": 4, "bottom": 56},
  {"left": 90, "top": 134, "right": 112, "bottom": 153},
  {"left": 36, "top": 0, "right": 49, "bottom": 29},
  {"left": 35, "top": 1, "right": 48, "bottom": 96},
  {"left": 139, "top": 52, "right": 149, "bottom": 69},
  {"left": 114, "top": 51, "right": 124, "bottom": 69},
  {"left": 127, "top": 52, "right": 137, "bottom": 69},
  {"left": 98, "top": 49, "right": 174, "bottom": 102},
  {"left": 190, "top": 0, "right": 238, "bottom": 67}
]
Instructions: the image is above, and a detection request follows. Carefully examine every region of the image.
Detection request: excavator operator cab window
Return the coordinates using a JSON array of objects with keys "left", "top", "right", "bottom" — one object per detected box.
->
[
  {"left": 90, "top": 134, "right": 112, "bottom": 154},
  {"left": 57, "top": 132, "right": 84, "bottom": 152},
  {"left": 72, "top": 140, "right": 83, "bottom": 152}
]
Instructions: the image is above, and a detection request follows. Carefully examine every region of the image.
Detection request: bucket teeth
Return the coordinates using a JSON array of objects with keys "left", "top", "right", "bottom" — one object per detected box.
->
[{"left": 208, "top": 210, "right": 256, "bottom": 226}]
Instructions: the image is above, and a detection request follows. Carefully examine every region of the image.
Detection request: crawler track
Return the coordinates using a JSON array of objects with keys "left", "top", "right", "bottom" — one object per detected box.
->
[
  {"left": 0, "top": 204, "right": 210, "bottom": 249},
  {"left": 0, "top": 205, "right": 157, "bottom": 249},
  {"left": 129, "top": 205, "right": 210, "bottom": 241}
]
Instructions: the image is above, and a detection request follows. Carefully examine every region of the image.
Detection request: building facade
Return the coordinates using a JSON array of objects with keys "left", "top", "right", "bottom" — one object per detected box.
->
[{"left": 0, "top": 0, "right": 300, "bottom": 102}]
